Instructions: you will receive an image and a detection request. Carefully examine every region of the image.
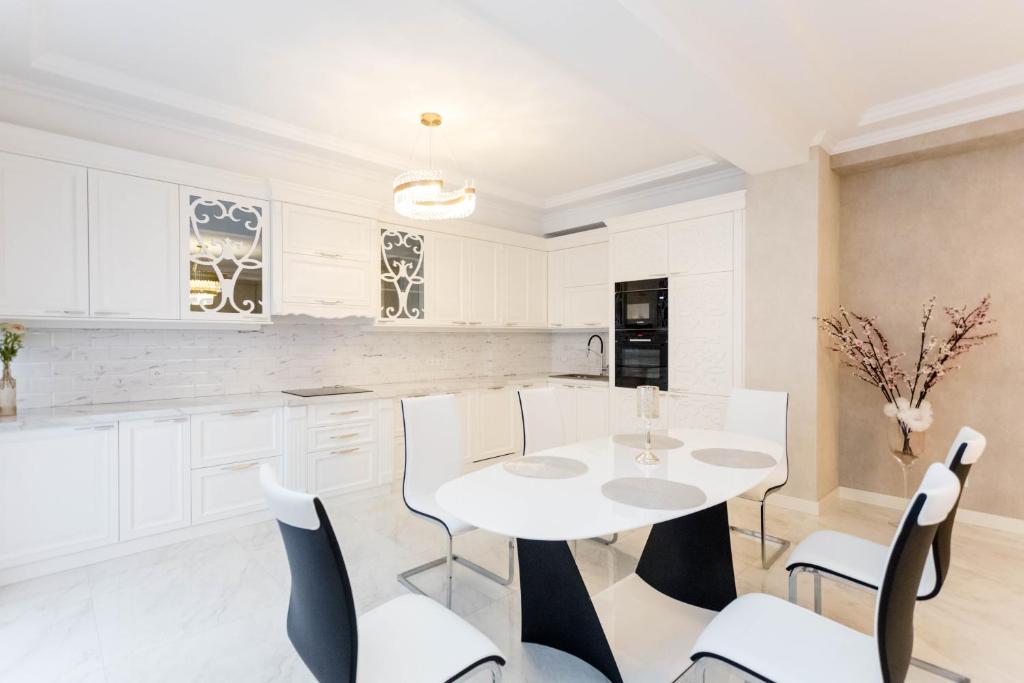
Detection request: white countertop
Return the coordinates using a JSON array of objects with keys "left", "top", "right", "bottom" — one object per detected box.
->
[
  {"left": 437, "top": 428, "right": 782, "bottom": 540},
  {"left": 0, "top": 372, "right": 601, "bottom": 432}
]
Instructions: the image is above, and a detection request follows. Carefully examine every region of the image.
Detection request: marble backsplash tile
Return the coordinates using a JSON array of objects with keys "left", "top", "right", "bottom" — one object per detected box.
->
[{"left": 11, "top": 321, "right": 606, "bottom": 409}]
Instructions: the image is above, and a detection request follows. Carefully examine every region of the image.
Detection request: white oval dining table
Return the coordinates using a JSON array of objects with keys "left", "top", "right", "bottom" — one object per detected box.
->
[{"left": 436, "top": 428, "right": 783, "bottom": 683}]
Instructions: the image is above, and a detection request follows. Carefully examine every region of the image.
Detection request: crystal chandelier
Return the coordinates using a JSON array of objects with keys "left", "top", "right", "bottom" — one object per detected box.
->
[{"left": 393, "top": 113, "right": 476, "bottom": 220}]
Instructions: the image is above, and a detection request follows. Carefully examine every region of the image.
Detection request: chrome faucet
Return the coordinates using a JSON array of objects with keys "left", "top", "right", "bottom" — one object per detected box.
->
[{"left": 586, "top": 334, "right": 607, "bottom": 374}]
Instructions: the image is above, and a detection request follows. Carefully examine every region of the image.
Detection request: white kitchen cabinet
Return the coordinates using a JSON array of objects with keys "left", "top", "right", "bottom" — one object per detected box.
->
[
  {"left": 181, "top": 186, "right": 269, "bottom": 321},
  {"left": 503, "top": 246, "right": 546, "bottom": 327},
  {"left": 118, "top": 416, "right": 190, "bottom": 540},
  {"left": 191, "top": 456, "right": 282, "bottom": 525},
  {"left": 611, "top": 224, "right": 668, "bottom": 281},
  {"left": 575, "top": 385, "right": 611, "bottom": 441},
  {"left": 563, "top": 242, "right": 608, "bottom": 288},
  {"left": 426, "top": 232, "right": 466, "bottom": 324},
  {"left": 190, "top": 407, "right": 283, "bottom": 468},
  {"left": 0, "top": 152, "right": 89, "bottom": 318},
  {"left": 0, "top": 425, "right": 118, "bottom": 569},
  {"left": 547, "top": 380, "right": 610, "bottom": 444},
  {"left": 308, "top": 444, "right": 376, "bottom": 498},
  {"left": 667, "top": 212, "right": 734, "bottom": 275},
  {"left": 564, "top": 284, "right": 608, "bottom": 328},
  {"left": 281, "top": 204, "right": 374, "bottom": 260},
  {"left": 89, "top": 170, "right": 180, "bottom": 320},
  {"left": 548, "top": 250, "right": 565, "bottom": 327},
  {"left": 280, "top": 252, "right": 373, "bottom": 310},
  {"left": 464, "top": 239, "right": 502, "bottom": 326},
  {"left": 275, "top": 203, "right": 375, "bottom": 318},
  {"left": 668, "top": 272, "right": 733, "bottom": 395},
  {"left": 470, "top": 385, "right": 516, "bottom": 460}
]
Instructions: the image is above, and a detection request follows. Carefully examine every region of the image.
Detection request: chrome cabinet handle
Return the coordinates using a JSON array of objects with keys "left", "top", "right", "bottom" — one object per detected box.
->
[
  {"left": 584, "top": 322, "right": 603, "bottom": 326},
  {"left": 467, "top": 321, "right": 482, "bottom": 325},
  {"left": 550, "top": 323, "right": 563, "bottom": 327},
  {"left": 222, "top": 409, "right": 259, "bottom": 416},
  {"left": 155, "top": 416, "right": 188, "bottom": 423},
  {"left": 46, "top": 309, "right": 86, "bottom": 315},
  {"left": 318, "top": 299, "right": 343, "bottom": 305},
  {"left": 76, "top": 424, "right": 115, "bottom": 431},
  {"left": 222, "top": 462, "right": 258, "bottom": 471},
  {"left": 330, "top": 409, "right": 360, "bottom": 416},
  {"left": 318, "top": 251, "right": 345, "bottom": 259},
  {"left": 505, "top": 322, "right": 519, "bottom": 326},
  {"left": 93, "top": 311, "right": 130, "bottom": 316},
  {"left": 330, "top": 447, "right": 361, "bottom": 455},
  {"left": 329, "top": 433, "right": 359, "bottom": 440},
  {"left": 627, "top": 338, "right": 652, "bottom": 343},
  {"left": 377, "top": 319, "right": 395, "bottom": 324},
  {"left": 488, "top": 385, "right": 505, "bottom": 391}
]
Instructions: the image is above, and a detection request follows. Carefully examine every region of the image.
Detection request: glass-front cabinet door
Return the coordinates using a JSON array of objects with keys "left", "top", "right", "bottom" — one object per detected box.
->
[
  {"left": 379, "top": 227, "right": 425, "bottom": 321},
  {"left": 181, "top": 187, "right": 269, "bottom": 320}
]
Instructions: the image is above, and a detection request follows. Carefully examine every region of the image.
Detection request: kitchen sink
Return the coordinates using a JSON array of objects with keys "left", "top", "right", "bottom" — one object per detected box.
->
[{"left": 549, "top": 373, "right": 609, "bottom": 381}]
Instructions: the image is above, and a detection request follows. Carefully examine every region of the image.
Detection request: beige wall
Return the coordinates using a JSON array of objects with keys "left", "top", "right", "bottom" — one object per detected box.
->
[
  {"left": 745, "top": 147, "right": 839, "bottom": 503},
  {"left": 839, "top": 140, "right": 1023, "bottom": 519}
]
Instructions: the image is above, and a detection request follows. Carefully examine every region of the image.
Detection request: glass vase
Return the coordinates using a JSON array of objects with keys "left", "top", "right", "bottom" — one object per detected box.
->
[
  {"left": 635, "top": 385, "right": 660, "bottom": 465},
  {"left": 886, "top": 417, "right": 926, "bottom": 504},
  {"left": 0, "top": 362, "right": 15, "bottom": 417}
]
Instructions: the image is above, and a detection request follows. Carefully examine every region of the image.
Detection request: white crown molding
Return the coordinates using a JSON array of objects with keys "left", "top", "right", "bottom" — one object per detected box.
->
[
  {"left": 543, "top": 156, "right": 718, "bottom": 208},
  {"left": 544, "top": 167, "right": 745, "bottom": 234},
  {"left": 833, "top": 92, "right": 1024, "bottom": 154},
  {"left": 858, "top": 62, "right": 1024, "bottom": 127},
  {"left": 604, "top": 187, "right": 745, "bottom": 233}
]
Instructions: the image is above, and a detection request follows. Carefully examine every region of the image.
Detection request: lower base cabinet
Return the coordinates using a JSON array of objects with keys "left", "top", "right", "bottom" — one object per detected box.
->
[
  {"left": 119, "top": 417, "right": 190, "bottom": 540},
  {"left": 308, "top": 444, "right": 376, "bottom": 498},
  {"left": 190, "top": 456, "right": 283, "bottom": 525},
  {"left": 0, "top": 425, "right": 119, "bottom": 569},
  {"left": 470, "top": 386, "right": 518, "bottom": 460},
  {"left": 548, "top": 381, "right": 611, "bottom": 444}
]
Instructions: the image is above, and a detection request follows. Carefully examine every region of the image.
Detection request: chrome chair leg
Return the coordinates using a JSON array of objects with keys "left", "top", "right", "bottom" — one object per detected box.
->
[
  {"left": 787, "top": 566, "right": 823, "bottom": 614},
  {"left": 911, "top": 656, "right": 969, "bottom": 682},
  {"left": 398, "top": 535, "right": 515, "bottom": 609},
  {"left": 729, "top": 497, "right": 790, "bottom": 569}
]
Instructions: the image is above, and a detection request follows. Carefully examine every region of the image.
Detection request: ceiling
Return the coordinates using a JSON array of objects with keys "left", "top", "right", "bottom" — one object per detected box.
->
[{"left": 0, "top": 0, "right": 1023, "bottom": 228}]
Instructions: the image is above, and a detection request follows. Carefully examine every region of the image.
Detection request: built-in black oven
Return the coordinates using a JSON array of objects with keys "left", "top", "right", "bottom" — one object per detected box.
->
[
  {"left": 614, "top": 329, "right": 668, "bottom": 390},
  {"left": 614, "top": 278, "right": 668, "bottom": 329}
]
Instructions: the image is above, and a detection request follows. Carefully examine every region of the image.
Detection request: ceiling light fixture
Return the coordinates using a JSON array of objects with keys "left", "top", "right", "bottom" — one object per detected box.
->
[{"left": 393, "top": 113, "right": 476, "bottom": 220}]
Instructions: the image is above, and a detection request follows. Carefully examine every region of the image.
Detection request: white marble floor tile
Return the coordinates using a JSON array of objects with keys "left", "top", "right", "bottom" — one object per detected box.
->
[{"left": 0, "top": 487, "right": 1020, "bottom": 681}]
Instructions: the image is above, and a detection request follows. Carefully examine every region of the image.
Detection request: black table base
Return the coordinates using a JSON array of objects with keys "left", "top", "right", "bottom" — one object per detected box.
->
[{"left": 516, "top": 502, "right": 736, "bottom": 682}]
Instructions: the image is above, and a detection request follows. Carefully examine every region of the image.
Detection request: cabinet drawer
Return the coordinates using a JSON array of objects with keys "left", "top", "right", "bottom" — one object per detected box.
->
[
  {"left": 281, "top": 252, "right": 373, "bottom": 308},
  {"left": 309, "top": 400, "right": 374, "bottom": 427},
  {"left": 309, "top": 421, "right": 375, "bottom": 452},
  {"left": 308, "top": 445, "right": 376, "bottom": 499},
  {"left": 191, "top": 456, "right": 282, "bottom": 525},
  {"left": 190, "top": 407, "right": 283, "bottom": 468}
]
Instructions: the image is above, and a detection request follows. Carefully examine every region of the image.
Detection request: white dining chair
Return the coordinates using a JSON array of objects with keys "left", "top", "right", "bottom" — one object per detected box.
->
[
  {"left": 517, "top": 386, "right": 617, "bottom": 546},
  {"left": 725, "top": 388, "right": 791, "bottom": 568},
  {"left": 689, "top": 463, "right": 961, "bottom": 683},
  {"left": 259, "top": 465, "right": 505, "bottom": 682},
  {"left": 399, "top": 394, "right": 515, "bottom": 609},
  {"left": 787, "top": 426, "right": 986, "bottom": 682}
]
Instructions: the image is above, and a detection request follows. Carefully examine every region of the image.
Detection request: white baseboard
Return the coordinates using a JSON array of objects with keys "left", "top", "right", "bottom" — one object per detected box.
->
[
  {"left": 839, "top": 486, "right": 1024, "bottom": 536},
  {"left": 765, "top": 492, "right": 826, "bottom": 515}
]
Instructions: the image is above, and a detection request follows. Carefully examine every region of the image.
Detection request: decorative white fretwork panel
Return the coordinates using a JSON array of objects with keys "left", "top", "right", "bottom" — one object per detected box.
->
[
  {"left": 182, "top": 187, "right": 268, "bottom": 318},
  {"left": 379, "top": 228, "right": 425, "bottom": 320},
  {"left": 669, "top": 272, "right": 733, "bottom": 395}
]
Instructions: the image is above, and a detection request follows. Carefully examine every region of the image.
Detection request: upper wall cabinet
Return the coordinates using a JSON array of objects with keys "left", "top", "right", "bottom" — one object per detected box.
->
[
  {"left": 0, "top": 153, "right": 89, "bottom": 318},
  {"left": 548, "top": 242, "right": 608, "bottom": 329},
  {"left": 273, "top": 203, "right": 375, "bottom": 318},
  {"left": 667, "top": 212, "right": 734, "bottom": 275},
  {"left": 182, "top": 186, "right": 269, "bottom": 322},
  {"left": 425, "top": 232, "right": 465, "bottom": 324},
  {"left": 379, "top": 227, "right": 425, "bottom": 321},
  {"left": 89, "top": 170, "right": 180, "bottom": 320},
  {"left": 611, "top": 224, "right": 668, "bottom": 282},
  {"left": 503, "top": 246, "right": 546, "bottom": 327},
  {"left": 463, "top": 239, "right": 502, "bottom": 327}
]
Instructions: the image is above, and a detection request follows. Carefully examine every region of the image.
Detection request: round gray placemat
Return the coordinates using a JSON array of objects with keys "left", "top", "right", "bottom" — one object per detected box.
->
[
  {"left": 601, "top": 477, "right": 707, "bottom": 510},
  {"left": 503, "top": 456, "right": 589, "bottom": 479},
  {"left": 691, "top": 448, "right": 776, "bottom": 469},
  {"left": 612, "top": 434, "right": 685, "bottom": 450}
]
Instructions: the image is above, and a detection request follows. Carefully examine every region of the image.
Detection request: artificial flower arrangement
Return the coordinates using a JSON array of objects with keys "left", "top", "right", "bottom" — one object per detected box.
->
[
  {"left": 1, "top": 321, "right": 25, "bottom": 416},
  {"left": 817, "top": 296, "right": 995, "bottom": 456}
]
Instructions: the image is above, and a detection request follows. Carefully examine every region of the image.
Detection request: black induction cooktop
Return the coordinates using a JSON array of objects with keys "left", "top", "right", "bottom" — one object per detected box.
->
[{"left": 282, "top": 385, "right": 371, "bottom": 398}]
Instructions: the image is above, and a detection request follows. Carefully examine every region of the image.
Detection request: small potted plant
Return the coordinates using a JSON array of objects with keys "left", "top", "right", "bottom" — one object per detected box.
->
[{"left": 1, "top": 322, "right": 25, "bottom": 416}]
